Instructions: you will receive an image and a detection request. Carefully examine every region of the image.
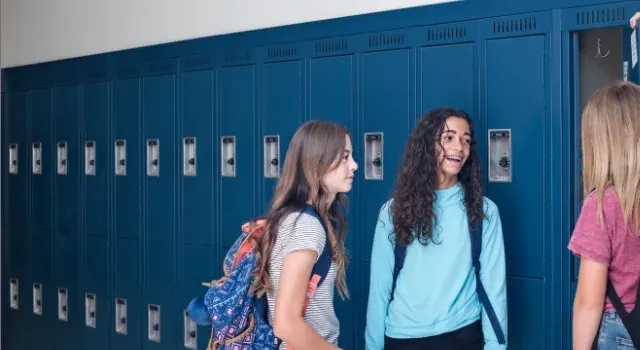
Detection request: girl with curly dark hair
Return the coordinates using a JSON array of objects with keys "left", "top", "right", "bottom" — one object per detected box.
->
[{"left": 364, "top": 108, "right": 508, "bottom": 350}]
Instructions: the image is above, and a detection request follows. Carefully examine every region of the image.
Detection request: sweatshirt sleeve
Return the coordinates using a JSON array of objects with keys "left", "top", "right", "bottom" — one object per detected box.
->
[
  {"left": 364, "top": 201, "right": 395, "bottom": 350},
  {"left": 480, "top": 199, "right": 508, "bottom": 350}
]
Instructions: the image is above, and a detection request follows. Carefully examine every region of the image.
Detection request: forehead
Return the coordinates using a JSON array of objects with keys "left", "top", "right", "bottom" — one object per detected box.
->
[
  {"left": 344, "top": 134, "right": 353, "bottom": 150},
  {"left": 443, "top": 116, "right": 470, "bottom": 134}
]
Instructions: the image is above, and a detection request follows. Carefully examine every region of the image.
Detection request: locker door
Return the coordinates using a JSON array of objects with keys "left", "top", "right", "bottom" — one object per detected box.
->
[
  {"left": 30, "top": 87, "right": 55, "bottom": 350},
  {"left": 218, "top": 53, "right": 257, "bottom": 259},
  {"left": 143, "top": 58, "right": 178, "bottom": 350},
  {"left": 561, "top": 3, "right": 640, "bottom": 349},
  {"left": 480, "top": 11, "right": 556, "bottom": 350},
  {"left": 53, "top": 73, "right": 82, "bottom": 350},
  {"left": 356, "top": 29, "right": 414, "bottom": 350},
  {"left": 179, "top": 54, "right": 217, "bottom": 350},
  {"left": 111, "top": 69, "right": 143, "bottom": 350},
  {"left": 81, "top": 78, "right": 111, "bottom": 350},
  {"left": 259, "top": 45, "right": 305, "bottom": 212},
  {"left": 307, "top": 37, "right": 358, "bottom": 350},
  {"left": 5, "top": 89, "right": 30, "bottom": 350}
]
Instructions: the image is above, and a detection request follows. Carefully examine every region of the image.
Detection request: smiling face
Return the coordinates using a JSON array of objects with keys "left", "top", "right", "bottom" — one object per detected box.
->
[
  {"left": 321, "top": 134, "right": 358, "bottom": 195},
  {"left": 436, "top": 116, "right": 471, "bottom": 188}
]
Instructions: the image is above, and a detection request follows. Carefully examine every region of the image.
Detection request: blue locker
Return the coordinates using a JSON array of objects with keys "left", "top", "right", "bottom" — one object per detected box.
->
[
  {"left": 81, "top": 79, "right": 111, "bottom": 349},
  {"left": 218, "top": 61, "right": 257, "bottom": 255},
  {"left": 31, "top": 88, "right": 53, "bottom": 233},
  {"left": 112, "top": 67, "right": 143, "bottom": 350},
  {"left": 181, "top": 245, "right": 213, "bottom": 349},
  {"left": 145, "top": 242, "right": 176, "bottom": 350},
  {"left": 30, "top": 84, "right": 55, "bottom": 350},
  {"left": 143, "top": 59, "right": 177, "bottom": 243},
  {"left": 143, "top": 58, "right": 177, "bottom": 350},
  {"left": 82, "top": 81, "right": 110, "bottom": 236},
  {"left": 81, "top": 235, "right": 110, "bottom": 350},
  {"left": 179, "top": 63, "right": 216, "bottom": 247},
  {"left": 179, "top": 57, "right": 218, "bottom": 350},
  {"left": 113, "top": 238, "right": 142, "bottom": 350},
  {"left": 113, "top": 76, "right": 142, "bottom": 240},
  {"left": 260, "top": 47, "right": 305, "bottom": 211},
  {"left": 356, "top": 30, "right": 414, "bottom": 349},
  {"left": 307, "top": 44, "right": 358, "bottom": 350},
  {"left": 480, "top": 12, "right": 553, "bottom": 349},
  {"left": 54, "top": 84, "right": 80, "bottom": 236},
  {"left": 5, "top": 89, "right": 31, "bottom": 350}
]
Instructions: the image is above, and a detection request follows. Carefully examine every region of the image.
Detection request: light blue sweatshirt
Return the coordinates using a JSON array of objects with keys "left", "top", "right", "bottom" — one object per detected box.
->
[{"left": 364, "top": 182, "right": 508, "bottom": 349}]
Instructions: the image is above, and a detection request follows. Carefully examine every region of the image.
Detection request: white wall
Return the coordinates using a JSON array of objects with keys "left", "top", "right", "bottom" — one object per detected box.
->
[{"left": 0, "top": 0, "right": 457, "bottom": 68}]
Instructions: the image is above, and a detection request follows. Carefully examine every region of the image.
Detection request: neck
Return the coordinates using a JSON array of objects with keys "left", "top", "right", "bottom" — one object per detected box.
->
[{"left": 437, "top": 174, "right": 458, "bottom": 189}]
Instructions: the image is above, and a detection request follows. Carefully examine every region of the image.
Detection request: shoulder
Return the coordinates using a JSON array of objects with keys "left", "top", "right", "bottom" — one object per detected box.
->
[
  {"left": 279, "top": 211, "right": 326, "bottom": 237},
  {"left": 277, "top": 211, "right": 327, "bottom": 258},
  {"left": 482, "top": 196, "right": 500, "bottom": 220}
]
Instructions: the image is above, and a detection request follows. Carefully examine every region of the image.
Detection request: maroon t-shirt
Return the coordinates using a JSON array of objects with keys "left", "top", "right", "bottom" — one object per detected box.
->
[{"left": 568, "top": 187, "right": 640, "bottom": 313}]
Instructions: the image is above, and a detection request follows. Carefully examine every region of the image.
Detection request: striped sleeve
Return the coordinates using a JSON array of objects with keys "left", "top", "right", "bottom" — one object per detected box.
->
[{"left": 278, "top": 212, "right": 327, "bottom": 261}]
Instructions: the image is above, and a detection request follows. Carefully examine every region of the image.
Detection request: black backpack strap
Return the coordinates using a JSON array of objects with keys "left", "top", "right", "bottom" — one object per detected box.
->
[
  {"left": 603, "top": 277, "right": 640, "bottom": 347},
  {"left": 303, "top": 204, "right": 333, "bottom": 287},
  {"left": 468, "top": 211, "right": 507, "bottom": 345},
  {"left": 390, "top": 240, "right": 406, "bottom": 302}
]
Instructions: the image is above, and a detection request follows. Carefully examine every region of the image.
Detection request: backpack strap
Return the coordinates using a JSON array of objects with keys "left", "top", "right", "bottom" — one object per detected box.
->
[
  {"left": 601, "top": 277, "right": 640, "bottom": 347},
  {"left": 391, "top": 240, "right": 406, "bottom": 302},
  {"left": 468, "top": 211, "right": 506, "bottom": 345}
]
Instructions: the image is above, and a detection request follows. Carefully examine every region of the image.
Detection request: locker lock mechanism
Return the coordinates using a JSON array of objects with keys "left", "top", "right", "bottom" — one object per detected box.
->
[
  {"left": 488, "top": 129, "right": 512, "bottom": 183},
  {"left": 264, "top": 136, "right": 280, "bottom": 178},
  {"left": 184, "top": 309, "right": 197, "bottom": 349},
  {"left": 115, "top": 298, "right": 128, "bottom": 335},
  {"left": 221, "top": 136, "right": 236, "bottom": 177},
  {"left": 148, "top": 304, "right": 161, "bottom": 342},
  {"left": 183, "top": 137, "right": 196, "bottom": 177},
  {"left": 365, "top": 132, "right": 383, "bottom": 180}
]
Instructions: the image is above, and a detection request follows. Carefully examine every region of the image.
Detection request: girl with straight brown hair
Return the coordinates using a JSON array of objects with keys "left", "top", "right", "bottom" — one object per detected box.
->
[{"left": 254, "top": 120, "right": 358, "bottom": 349}]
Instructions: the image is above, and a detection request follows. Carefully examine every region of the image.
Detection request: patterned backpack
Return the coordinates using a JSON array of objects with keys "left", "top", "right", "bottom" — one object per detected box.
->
[{"left": 187, "top": 204, "right": 332, "bottom": 349}]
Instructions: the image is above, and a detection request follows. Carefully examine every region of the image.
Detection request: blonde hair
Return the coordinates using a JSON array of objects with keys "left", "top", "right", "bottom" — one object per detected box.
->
[
  {"left": 251, "top": 121, "right": 351, "bottom": 299},
  {"left": 581, "top": 81, "right": 640, "bottom": 233}
]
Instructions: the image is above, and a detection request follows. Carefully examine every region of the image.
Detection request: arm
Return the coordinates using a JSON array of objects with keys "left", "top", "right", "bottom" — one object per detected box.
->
[
  {"left": 364, "top": 202, "right": 395, "bottom": 350},
  {"left": 480, "top": 200, "right": 508, "bottom": 350},
  {"left": 572, "top": 258, "right": 607, "bottom": 350},
  {"left": 568, "top": 194, "right": 611, "bottom": 350},
  {"left": 273, "top": 249, "right": 339, "bottom": 350}
]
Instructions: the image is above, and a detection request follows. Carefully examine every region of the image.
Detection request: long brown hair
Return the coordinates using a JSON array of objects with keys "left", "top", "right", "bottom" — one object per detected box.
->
[
  {"left": 581, "top": 81, "right": 640, "bottom": 232},
  {"left": 251, "top": 120, "right": 351, "bottom": 299},
  {"left": 391, "top": 108, "right": 484, "bottom": 247}
]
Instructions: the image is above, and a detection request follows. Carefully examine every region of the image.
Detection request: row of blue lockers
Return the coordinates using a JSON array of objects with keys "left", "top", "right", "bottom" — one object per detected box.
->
[{"left": 4, "top": 1, "right": 640, "bottom": 349}]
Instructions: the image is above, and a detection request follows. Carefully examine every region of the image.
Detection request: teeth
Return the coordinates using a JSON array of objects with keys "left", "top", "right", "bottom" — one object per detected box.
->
[{"left": 446, "top": 156, "right": 461, "bottom": 161}]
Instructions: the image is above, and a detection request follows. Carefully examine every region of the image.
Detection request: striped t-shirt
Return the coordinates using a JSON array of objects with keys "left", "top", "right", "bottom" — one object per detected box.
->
[{"left": 266, "top": 211, "right": 340, "bottom": 348}]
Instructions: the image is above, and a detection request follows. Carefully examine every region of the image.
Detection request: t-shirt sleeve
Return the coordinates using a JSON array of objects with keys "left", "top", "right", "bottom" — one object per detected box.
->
[
  {"left": 279, "top": 212, "right": 327, "bottom": 261},
  {"left": 568, "top": 194, "right": 612, "bottom": 266}
]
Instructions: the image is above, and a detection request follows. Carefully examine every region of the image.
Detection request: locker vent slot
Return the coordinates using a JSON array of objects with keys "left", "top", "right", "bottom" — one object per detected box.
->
[
  {"left": 60, "top": 72, "right": 77, "bottom": 85},
  {"left": 148, "top": 59, "right": 173, "bottom": 74},
  {"left": 576, "top": 8, "right": 625, "bottom": 25},
  {"left": 186, "top": 54, "right": 212, "bottom": 69},
  {"left": 316, "top": 40, "right": 348, "bottom": 54},
  {"left": 267, "top": 46, "right": 298, "bottom": 59},
  {"left": 369, "top": 33, "right": 405, "bottom": 48},
  {"left": 117, "top": 66, "right": 140, "bottom": 78},
  {"left": 88, "top": 70, "right": 107, "bottom": 81},
  {"left": 427, "top": 26, "right": 467, "bottom": 42},
  {"left": 224, "top": 51, "right": 251, "bottom": 64},
  {"left": 493, "top": 17, "right": 537, "bottom": 34}
]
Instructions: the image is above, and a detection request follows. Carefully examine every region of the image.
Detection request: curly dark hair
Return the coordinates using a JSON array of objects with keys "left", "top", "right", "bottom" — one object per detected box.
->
[{"left": 390, "top": 107, "right": 485, "bottom": 247}]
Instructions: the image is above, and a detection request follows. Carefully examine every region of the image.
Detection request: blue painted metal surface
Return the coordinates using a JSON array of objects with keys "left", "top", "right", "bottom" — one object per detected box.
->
[{"left": 6, "top": 1, "right": 640, "bottom": 349}]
